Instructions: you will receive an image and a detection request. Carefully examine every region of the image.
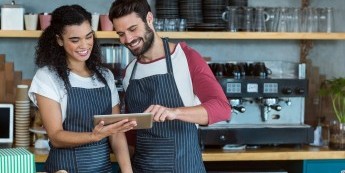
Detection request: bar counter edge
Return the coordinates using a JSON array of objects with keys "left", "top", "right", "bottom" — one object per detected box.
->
[{"left": 29, "top": 145, "right": 345, "bottom": 163}]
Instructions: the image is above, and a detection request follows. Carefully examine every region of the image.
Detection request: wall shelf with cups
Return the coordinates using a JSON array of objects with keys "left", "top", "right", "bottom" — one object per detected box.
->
[{"left": 1, "top": 30, "right": 345, "bottom": 40}]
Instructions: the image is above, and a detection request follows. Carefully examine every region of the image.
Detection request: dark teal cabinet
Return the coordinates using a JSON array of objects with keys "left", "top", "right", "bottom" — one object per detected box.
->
[{"left": 303, "top": 160, "right": 345, "bottom": 173}]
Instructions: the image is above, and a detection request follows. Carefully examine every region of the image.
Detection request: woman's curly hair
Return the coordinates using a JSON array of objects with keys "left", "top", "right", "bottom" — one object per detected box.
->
[{"left": 35, "top": 4, "right": 107, "bottom": 90}]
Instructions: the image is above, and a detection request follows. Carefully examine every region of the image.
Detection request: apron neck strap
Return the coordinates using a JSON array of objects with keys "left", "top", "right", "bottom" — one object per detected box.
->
[{"left": 162, "top": 37, "right": 174, "bottom": 74}]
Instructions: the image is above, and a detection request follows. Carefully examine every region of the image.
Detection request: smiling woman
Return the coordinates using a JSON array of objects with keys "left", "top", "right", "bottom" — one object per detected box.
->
[
  {"left": 56, "top": 22, "right": 95, "bottom": 76},
  {"left": 27, "top": 4, "right": 136, "bottom": 173}
]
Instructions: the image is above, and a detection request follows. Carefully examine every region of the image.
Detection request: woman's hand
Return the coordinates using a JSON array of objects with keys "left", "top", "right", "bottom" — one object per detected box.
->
[
  {"left": 144, "top": 105, "right": 178, "bottom": 122},
  {"left": 91, "top": 119, "right": 137, "bottom": 141}
]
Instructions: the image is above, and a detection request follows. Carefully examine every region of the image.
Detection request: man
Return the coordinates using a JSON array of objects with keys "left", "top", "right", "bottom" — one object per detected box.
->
[{"left": 109, "top": 0, "right": 231, "bottom": 172}]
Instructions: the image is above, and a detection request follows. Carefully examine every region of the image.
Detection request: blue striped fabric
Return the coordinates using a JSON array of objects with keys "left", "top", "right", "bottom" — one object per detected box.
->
[
  {"left": 45, "top": 85, "right": 113, "bottom": 173},
  {"left": 126, "top": 38, "right": 206, "bottom": 173}
]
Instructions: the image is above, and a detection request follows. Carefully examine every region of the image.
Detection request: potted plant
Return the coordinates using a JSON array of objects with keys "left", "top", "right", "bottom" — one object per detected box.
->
[{"left": 319, "top": 77, "right": 345, "bottom": 150}]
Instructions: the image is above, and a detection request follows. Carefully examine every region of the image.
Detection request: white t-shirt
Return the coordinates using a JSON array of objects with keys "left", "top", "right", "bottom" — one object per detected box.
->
[
  {"left": 123, "top": 43, "right": 201, "bottom": 107},
  {"left": 28, "top": 66, "right": 120, "bottom": 122}
]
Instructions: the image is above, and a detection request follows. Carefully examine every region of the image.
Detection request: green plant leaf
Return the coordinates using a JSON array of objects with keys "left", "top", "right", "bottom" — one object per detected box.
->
[{"left": 319, "top": 77, "right": 345, "bottom": 123}]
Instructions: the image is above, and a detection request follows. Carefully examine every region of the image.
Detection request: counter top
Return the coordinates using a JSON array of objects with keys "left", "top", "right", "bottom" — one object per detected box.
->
[
  {"left": 29, "top": 145, "right": 345, "bottom": 163},
  {"left": 202, "top": 145, "right": 345, "bottom": 161}
]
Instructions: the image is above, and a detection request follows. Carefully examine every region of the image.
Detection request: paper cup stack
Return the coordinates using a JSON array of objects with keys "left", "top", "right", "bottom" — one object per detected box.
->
[{"left": 14, "top": 85, "right": 31, "bottom": 148}]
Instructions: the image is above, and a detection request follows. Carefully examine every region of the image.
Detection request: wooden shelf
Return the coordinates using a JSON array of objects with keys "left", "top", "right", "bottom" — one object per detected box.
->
[
  {"left": 1, "top": 30, "right": 345, "bottom": 40},
  {"left": 29, "top": 145, "right": 345, "bottom": 163},
  {"left": 0, "top": 30, "right": 42, "bottom": 38},
  {"left": 156, "top": 32, "right": 345, "bottom": 40}
]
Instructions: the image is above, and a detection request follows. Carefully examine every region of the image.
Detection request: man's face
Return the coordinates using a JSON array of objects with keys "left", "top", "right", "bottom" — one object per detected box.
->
[{"left": 112, "top": 12, "right": 154, "bottom": 56}]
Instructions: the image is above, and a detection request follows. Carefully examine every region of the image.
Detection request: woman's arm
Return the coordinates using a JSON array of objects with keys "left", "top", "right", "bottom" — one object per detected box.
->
[
  {"left": 109, "top": 105, "right": 133, "bottom": 173},
  {"left": 36, "top": 94, "right": 136, "bottom": 148}
]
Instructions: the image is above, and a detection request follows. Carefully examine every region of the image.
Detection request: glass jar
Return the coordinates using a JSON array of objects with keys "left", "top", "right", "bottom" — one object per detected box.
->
[{"left": 329, "top": 120, "right": 345, "bottom": 150}]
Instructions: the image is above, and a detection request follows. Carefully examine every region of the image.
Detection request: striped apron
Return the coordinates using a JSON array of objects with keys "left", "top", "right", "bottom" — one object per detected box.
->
[
  {"left": 45, "top": 84, "right": 113, "bottom": 173},
  {"left": 126, "top": 38, "right": 206, "bottom": 173}
]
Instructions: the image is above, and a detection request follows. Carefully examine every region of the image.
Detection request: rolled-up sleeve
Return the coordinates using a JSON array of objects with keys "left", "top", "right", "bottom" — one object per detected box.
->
[{"left": 182, "top": 43, "right": 231, "bottom": 125}]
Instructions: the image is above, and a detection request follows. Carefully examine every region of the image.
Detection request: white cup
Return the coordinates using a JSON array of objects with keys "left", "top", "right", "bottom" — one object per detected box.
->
[
  {"left": 91, "top": 13, "right": 100, "bottom": 31},
  {"left": 24, "top": 13, "right": 38, "bottom": 30},
  {"left": 16, "top": 84, "right": 29, "bottom": 101}
]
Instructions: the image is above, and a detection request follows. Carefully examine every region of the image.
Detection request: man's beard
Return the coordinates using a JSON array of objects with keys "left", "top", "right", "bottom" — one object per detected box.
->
[{"left": 126, "top": 24, "right": 154, "bottom": 56}]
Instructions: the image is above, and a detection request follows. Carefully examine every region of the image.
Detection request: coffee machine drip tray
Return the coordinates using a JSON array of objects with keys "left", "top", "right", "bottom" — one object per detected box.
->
[{"left": 198, "top": 124, "right": 313, "bottom": 149}]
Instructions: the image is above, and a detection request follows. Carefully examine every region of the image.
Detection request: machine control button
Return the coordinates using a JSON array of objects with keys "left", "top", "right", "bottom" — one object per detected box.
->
[
  {"left": 295, "top": 88, "right": 305, "bottom": 94},
  {"left": 233, "top": 106, "right": 246, "bottom": 113},
  {"left": 247, "top": 83, "right": 259, "bottom": 93},
  {"left": 285, "top": 100, "right": 292, "bottom": 106},
  {"left": 270, "top": 105, "right": 282, "bottom": 111},
  {"left": 220, "top": 135, "right": 226, "bottom": 141},
  {"left": 282, "top": 88, "right": 292, "bottom": 94}
]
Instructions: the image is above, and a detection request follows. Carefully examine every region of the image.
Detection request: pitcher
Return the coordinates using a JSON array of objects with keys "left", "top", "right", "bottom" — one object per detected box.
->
[
  {"left": 222, "top": 6, "right": 239, "bottom": 32},
  {"left": 253, "top": 7, "right": 267, "bottom": 32},
  {"left": 241, "top": 7, "right": 254, "bottom": 31}
]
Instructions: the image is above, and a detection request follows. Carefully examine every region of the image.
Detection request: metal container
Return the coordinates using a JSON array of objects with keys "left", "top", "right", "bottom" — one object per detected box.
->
[
  {"left": 1, "top": 1, "right": 24, "bottom": 30},
  {"left": 100, "top": 43, "right": 133, "bottom": 86}
]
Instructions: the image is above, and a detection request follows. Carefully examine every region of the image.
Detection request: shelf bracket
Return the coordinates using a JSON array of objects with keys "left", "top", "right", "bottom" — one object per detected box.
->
[
  {"left": 300, "top": 40, "right": 313, "bottom": 63},
  {"left": 302, "top": 0, "right": 310, "bottom": 8},
  {"left": 300, "top": 0, "right": 312, "bottom": 63}
]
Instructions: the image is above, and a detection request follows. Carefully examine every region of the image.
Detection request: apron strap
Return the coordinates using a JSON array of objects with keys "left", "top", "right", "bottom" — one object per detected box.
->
[
  {"left": 129, "top": 60, "right": 138, "bottom": 80},
  {"left": 162, "top": 37, "right": 174, "bottom": 74}
]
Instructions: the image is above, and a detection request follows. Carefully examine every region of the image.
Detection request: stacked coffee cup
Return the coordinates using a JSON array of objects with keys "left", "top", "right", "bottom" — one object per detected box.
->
[{"left": 14, "top": 85, "right": 31, "bottom": 148}]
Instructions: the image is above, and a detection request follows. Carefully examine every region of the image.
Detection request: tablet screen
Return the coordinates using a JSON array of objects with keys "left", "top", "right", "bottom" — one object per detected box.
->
[{"left": 94, "top": 113, "right": 153, "bottom": 129}]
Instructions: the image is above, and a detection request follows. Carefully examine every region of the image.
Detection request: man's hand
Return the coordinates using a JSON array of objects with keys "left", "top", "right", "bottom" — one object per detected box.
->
[{"left": 144, "top": 105, "right": 178, "bottom": 122}]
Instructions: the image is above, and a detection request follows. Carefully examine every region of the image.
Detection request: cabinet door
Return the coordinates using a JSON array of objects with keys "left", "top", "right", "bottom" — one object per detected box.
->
[{"left": 303, "top": 160, "right": 345, "bottom": 173}]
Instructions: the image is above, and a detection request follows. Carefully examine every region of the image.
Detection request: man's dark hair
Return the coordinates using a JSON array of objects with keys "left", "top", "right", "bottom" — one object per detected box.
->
[{"left": 108, "top": 0, "right": 151, "bottom": 23}]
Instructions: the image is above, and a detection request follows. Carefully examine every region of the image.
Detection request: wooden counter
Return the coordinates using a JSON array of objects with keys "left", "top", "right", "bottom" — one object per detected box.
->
[
  {"left": 202, "top": 145, "right": 345, "bottom": 161},
  {"left": 29, "top": 145, "right": 345, "bottom": 163}
]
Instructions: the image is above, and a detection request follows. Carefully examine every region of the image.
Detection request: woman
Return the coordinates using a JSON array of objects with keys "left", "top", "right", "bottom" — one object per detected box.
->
[{"left": 28, "top": 5, "right": 136, "bottom": 173}]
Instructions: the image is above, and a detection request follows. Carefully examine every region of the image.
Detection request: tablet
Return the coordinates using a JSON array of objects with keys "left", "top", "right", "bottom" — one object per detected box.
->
[{"left": 94, "top": 113, "right": 153, "bottom": 129}]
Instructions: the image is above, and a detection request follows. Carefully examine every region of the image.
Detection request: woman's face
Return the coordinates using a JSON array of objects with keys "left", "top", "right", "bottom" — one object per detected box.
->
[{"left": 57, "top": 21, "right": 94, "bottom": 64}]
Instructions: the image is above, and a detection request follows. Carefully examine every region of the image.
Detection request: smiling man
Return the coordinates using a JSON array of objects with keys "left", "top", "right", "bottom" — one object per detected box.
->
[{"left": 109, "top": 0, "right": 231, "bottom": 172}]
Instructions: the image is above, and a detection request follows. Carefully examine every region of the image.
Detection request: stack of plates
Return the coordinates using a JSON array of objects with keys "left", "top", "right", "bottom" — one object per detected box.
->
[
  {"left": 14, "top": 100, "right": 31, "bottom": 148},
  {"left": 227, "top": 0, "right": 248, "bottom": 6},
  {"left": 201, "top": 0, "right": 227, "bottom": 31},
  {"left": 155, "top": 0, "right": 179, "bottom": 19},
  {"left": 179, "top": 0, "right": 203, "bottom": 29}
]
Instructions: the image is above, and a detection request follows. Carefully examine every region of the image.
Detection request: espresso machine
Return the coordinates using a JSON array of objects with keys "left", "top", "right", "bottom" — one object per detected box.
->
[
  {"left": 100, "top": 43, "right": 133, "bottom": 87},
  {"left": 199, "top": 61, "right": 313, "bottom": 149}
]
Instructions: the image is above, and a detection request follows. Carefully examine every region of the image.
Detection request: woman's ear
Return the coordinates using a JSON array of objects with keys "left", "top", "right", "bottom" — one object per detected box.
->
[{"left": 56, "top": 35, "right": 63, "bottom": 46}]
